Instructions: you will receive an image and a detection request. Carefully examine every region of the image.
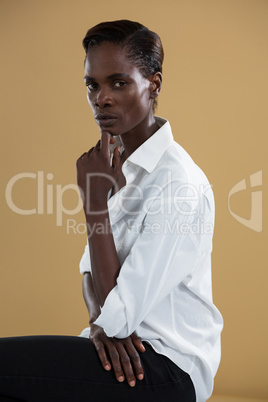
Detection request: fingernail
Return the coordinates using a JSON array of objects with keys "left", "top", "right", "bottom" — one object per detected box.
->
[
  {"left": 104, "top": 364, "right": 111, "bottom": 370},
  {"left": 138, "top": 374, "right": 144, "bottom": 380},
  {"left": 118, "top": 376, "right": 124, "bottom": 382},
  {"left": 129, "top": 380, "right": 136, "bottom": 387}
]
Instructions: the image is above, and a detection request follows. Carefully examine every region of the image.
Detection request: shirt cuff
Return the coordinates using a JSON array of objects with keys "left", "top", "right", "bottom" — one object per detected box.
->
[
  {"left": 79, "top": 243, "right": 91, "bottom": 274},
  {"left": 94, "top": 286, "right": 128, "bottom": 338}
]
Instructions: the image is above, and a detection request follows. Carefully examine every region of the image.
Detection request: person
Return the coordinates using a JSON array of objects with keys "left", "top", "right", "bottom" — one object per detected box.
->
[{"left": 0, "top": 20, "right": 223, "bottom": 402}]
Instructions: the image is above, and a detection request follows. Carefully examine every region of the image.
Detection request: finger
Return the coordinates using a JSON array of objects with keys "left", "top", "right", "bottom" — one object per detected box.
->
[
  {"left": 124, "top": 342, "right": 144, "bottom": 381},
  {"left": 87, "top": 146, "right": 95, "bottom": 155},
  {"left": 77, "top": 147, "right": 94, "bottom": 162},
  {"left": 106, "top": 343, "right": 125, "bottom": 383},
  {"left": 93, "top": 140, "right": 101, "bottom": 152},
  {"left": 100, "top": 131, "right": 111, "bottom": 153},
  {"left": 116, "top": 343, "right": 137, "bottom": 387},
  {"left": 131, "top": 334, "right": 146, "bottom": 353},
  {"left": 77, "top": 152, "right": 88, "bottom": 162},
  {"left": 112, "top": 147, "right": 121, "bottom": 170},
  {"left": 92, "top": 340, "right": 111, "bottom": 371}
]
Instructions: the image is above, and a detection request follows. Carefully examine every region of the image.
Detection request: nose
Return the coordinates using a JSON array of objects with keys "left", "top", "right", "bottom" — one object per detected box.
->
[{"left": 94, "top": 87, "right": 114, "bottom": 108}]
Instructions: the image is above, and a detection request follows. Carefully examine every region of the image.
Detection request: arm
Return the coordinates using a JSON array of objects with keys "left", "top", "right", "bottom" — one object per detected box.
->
[
  {"left": 76, "top": 132, "right": 122, "bottom": 306},
  {"left": 82, "top": 272, "right": 101, "bottom": 324},
  {"left": 77, "top": 135, "right": 145, "bottom": 386},
  {"left": 93, "top": 181, "right": 214, "bottom": 339},
  {"left": 86, "top": 211, "right": 121, "bottom": 307},
  {"left": 82, "top": 269, "right": 145, "bottom": 386}
]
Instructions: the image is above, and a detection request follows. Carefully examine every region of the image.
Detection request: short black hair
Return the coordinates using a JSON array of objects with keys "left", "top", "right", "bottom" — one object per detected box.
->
[{"left": 82, "top": 20, "right": 164, "bottom": 111}]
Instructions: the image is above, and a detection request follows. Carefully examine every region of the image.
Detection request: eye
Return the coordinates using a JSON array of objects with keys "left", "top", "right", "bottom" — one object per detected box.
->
[
  {"left": 86, "top": 82, "right": 98, "bottom": 91},
  {"left": 113, "top": 81, "right": 127, "bottom": 88}
]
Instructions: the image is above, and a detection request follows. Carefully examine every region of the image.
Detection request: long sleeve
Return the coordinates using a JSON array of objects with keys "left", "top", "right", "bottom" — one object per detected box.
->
[
  {"left": 79, "top": 242, "right": 91, "bottom": 274},
  {"left": 94, "top": 180, "right": 214, "bottom": 338},
  {"left": 79, "top": 118, "right": 223, "bottom": 402}
]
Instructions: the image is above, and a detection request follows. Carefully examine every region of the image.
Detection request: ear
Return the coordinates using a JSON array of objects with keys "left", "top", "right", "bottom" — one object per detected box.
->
[{"left": 149, "top": 72, "right": 162, "bottom": 100}]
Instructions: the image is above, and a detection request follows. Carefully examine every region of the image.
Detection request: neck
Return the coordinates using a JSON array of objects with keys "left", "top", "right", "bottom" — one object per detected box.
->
[{"left": 119, "top": 114, "right": 159, "bottom": 159}]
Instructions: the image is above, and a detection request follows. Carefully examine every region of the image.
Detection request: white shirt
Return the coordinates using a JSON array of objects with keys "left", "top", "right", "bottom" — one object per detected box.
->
[{"left": 79, "top": 117, "right": 223, "bottom": 402}]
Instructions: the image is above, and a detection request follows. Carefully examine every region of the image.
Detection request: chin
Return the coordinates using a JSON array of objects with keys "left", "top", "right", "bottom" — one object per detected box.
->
[{"left": 99, "top": 127, "right": 121, "bottom": 137}]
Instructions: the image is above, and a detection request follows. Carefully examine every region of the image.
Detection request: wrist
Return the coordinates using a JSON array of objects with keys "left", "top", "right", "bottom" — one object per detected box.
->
[
  {"left": 89, "top": 315, "right": 100, "bottom": 325},
  {"left": 86, "top": 216, "right": 112, "bottom": 240},
  {"left": 83, "top": 201, "right": 108, "bottom": 217}
]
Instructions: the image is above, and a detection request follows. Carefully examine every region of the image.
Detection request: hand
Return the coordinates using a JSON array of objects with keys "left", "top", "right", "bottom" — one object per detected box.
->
[
  {"left": 76, "top": 132, "right": 121, "bottom": 214},
  {"left": 89, "top": 323, "right": 145, "bottom": 387}
]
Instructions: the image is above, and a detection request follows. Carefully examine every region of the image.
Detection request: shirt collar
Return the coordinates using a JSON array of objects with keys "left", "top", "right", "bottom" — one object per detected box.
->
[{"left": 124, "top": 117, "right": 174, "bottom": 174}]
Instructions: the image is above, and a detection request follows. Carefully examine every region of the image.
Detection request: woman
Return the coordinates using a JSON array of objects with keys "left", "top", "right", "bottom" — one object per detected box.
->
[{"left": 0, "top": 20, "right": 223, "bottom": 402}]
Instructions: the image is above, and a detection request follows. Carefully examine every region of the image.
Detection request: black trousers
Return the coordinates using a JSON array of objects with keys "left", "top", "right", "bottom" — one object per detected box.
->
[{"left": 0, "top": 335, "right": 196, "bottom": 402}]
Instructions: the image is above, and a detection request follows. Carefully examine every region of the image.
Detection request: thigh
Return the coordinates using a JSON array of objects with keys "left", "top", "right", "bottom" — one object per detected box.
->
[
  {"left": 0, "top": 335, "right": 115, "bottom": 401},
  {"left": 0, "top": 336, "right": 195, "bottom": 402},
  {"left": 0, "top": 335, "right": 108, "bottom": 381}
]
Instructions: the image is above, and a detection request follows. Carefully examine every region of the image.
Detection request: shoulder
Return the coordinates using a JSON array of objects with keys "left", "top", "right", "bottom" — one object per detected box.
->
[
  {"left": 149, "top": 139, "right": 214, "bottom": 219},
  {"left": 154, "top": 139, "right": 212, "bottom": 189}
]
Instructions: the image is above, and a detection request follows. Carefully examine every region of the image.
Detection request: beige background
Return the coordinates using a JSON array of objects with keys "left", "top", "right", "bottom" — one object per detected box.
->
[{"left": 1, "top": 0, "right": 267, "bottom": 400}]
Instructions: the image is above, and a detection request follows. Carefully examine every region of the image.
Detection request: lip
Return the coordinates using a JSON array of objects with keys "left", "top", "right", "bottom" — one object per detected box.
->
[{"left": 95, "top": 113, "right": 118, "bottom": 127}]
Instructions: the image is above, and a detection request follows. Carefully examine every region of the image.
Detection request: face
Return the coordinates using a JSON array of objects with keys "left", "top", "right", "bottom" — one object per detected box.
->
[{"left": 84, "top": 42, "right": 156, "bottom": 137}]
